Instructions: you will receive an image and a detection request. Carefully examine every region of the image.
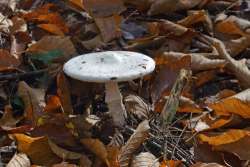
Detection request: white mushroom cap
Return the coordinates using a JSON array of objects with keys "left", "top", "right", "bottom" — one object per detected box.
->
[{"left": 63, "top": 51, "right": 155, "bottom": 82}]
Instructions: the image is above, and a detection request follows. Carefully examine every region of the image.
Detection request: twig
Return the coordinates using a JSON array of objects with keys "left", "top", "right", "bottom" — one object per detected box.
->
[{"left": 0, "top": 69, "right": 48, "bottom": 81}]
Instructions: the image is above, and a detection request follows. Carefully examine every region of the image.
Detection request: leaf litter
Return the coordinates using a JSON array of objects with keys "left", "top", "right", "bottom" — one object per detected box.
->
[{"left": 1, "top": 0, "right": 250, "bottom": 167}]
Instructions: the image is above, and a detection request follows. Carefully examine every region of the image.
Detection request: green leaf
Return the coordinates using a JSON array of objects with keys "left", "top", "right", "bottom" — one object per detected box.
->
[{"left": 31, "top": 49, "right": 63, "bottom": 64}]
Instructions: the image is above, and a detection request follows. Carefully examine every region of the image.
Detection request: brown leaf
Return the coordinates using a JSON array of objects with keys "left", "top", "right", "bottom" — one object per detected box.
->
[
  {"left": 0, "top": 49, "right": 20, "bottom": 69},
  {"left": 11, "top": 134, "right": 61, "bottom": 166},
  {"left": 52, "top": 162, "right": 79, "bottom": 167},
  {"left": 57, "top": 72, "right": 73, "bottom": 115},
  {"left": 7, "top": 153, "right": 31, "bottom": 167},
  {"left": 81, "top": 138, "right": 109, "bottom": 166},
  {"left": 162, "top": 52, "right": 226, "bottom": 71},
  {"left": 94, "top": 15, "right": 122, "bottom": 42},
  {"left": 215, "top": 14, "right": 250, "bottom": 37},
  {"left": 148, "top": 0, "right": 204, "bottom": 15},
  {"left": 118, "top": 120, "right": 150, "bottom": 167},
  {"left": 0, "top": 105, "right": 21, "bottom": 130},
  {"left": 68, "top": 0, "right": 84, "bottom": 10},
  {"left": 44, "top": 95, "right": 62, "bottom": 113},
  {"left": 131, "top": 152, "right": 159, "bottom": 167},
  {"left": 124, "top": 95, "right": 151, "bottom": 120},
  {"left": 27, "top": 35, "right": 76, "bottom": 60},
  {"left": 18, "top": 81, "right": 43, "bottom": 126},
  {"left": 191, "top": 162, "right": 225, "bottom": 167},
  {"left": 83, "top": 0, "right": 125, "bottom": 17},
  {"left": 48, "top": 138, "right": 82, "bottom": 160},
  {"left": 10, "top": 16, "right": 27, "bottom": 33}
]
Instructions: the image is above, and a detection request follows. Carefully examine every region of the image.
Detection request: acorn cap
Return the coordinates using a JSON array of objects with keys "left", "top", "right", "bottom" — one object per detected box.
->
[{"left": 63, "top": 51, "right": 155, "bottom": 82}]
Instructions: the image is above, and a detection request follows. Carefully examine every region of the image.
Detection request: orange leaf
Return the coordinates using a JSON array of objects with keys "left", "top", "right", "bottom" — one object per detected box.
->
[
  {"left": 198, "top": 129, "right": 250, "bottom": 146},
  {"left": 44, "top": 95, "right": 62, "bottom": 113},
  {"left": 210, "top": 98, "right": 250, "bottom": 118},
  {"left": 38, "top": 24, "right": 65, "bottom": 36},
  {"left": 12, "top": 134, "right": 61, "bottom": 166},
  {"left": 69, "top": 0, "right": 84, "bottom": 10}
]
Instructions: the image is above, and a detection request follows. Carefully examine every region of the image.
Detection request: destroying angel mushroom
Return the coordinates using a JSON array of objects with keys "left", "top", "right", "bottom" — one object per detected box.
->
[{"left": 63, "top": 51, "right": 155, "bottom": 127}]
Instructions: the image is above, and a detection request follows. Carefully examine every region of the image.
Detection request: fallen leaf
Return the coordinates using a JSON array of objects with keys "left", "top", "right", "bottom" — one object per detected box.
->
[
  {"left": 44, "top": 95, "right": 62, "bottom": 113},
  {"left": 198, "top": 129, "right": 250, "bottom": 146},
  {"left": 11, "top": 133, "right": 61, "bottom": 166},
  {"left": 209, "top": 89, "right": 250, "bottom": 118},
  {"left": 81, "top": 138, "right": 109, "bottom": 166},
  {"left": 18, "top": 81, "right": 43, "bottom": 126},
  {"left": 48, "top": 138, "right": 82, "bottom": 160},
  {"left": 38, "top": 24, "right": 65, "bottom": 36},
  {"left": 124, "top": 95, "right": 151, "bottom": 120},
  {"left": 0, "top": 105, "right": 21, "bottom": 130},
  {"left": 131, "top": 152, "right": 159, "bottom": 167},
  {"left": 22, "top": 4, "right": 68, "bottom": 34},
  {"left": 57, "top": 72, "right": 73, "bottom": 115},
  {"left": 191, "top": 162, "right": 225, "bottom": 167},
  {"left": 215, "top": 14, "right": 250, "bottom": 37},
  {"left": 94, "top": 15, "right": 122, "bottom": 42},
  {"left": 148, "top": 0, "right": 204, "bottom": 15},
  {"left": 27, "top": 36, "right": 76, "bottom": 61},
  {"left": 52, "top": 162, "right": 79, "bottom": 167},
  {"left": 7, "top": 153, "right": 31, "bottom": 167},
  {"left": 0, "top": 49, "right": 20, "bottom": 69},
  {"left": 160, "top": 160, "right": 182, "bottom": 167},
  {"left": 68, "top": 0, "right": 84, "bottom": 10},
  {"left": 118, "top": 120, "right": 150, "bottom": 167},
  {"left": 162, "top": 52, "right": 226, "bottom": 72},
  {"left": 83, "top": 0, "right": 125, "bottom": 17}
]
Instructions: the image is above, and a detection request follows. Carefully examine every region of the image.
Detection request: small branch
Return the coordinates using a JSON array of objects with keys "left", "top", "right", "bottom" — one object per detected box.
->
[{"left": 0, "top": 69, "right": 48, "bottom": 81}]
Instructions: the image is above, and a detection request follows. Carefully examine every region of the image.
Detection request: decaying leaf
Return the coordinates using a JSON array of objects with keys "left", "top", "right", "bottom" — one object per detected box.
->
[
  {"left": 57, "top": 72, "right": 73, "bottom": 115},
  {"left": 191, "top": 162, "right": 225, "bottom": 167},
  {"left": 11, "top": 133, "right": 61, "bottom": 166},
  {"left": 118, "top": 120, "right": 150, "bottom": 167},
  {"left": 48, "top": 138, "right": 82, "bottom": 160},
  {"left": 131, "top": 152, "right": 159, "bottom": 167},
  {"left": 7, "top": 153, "right": 31, "bottom": 167},
  {"left": 124, "top": 95, "right": 151, "bottom": 120},
  {"left": 0, "top": 105, "right": 21, "bottom": 130},
  {"left": 27, "top": 36, "right": 76, "bottom": 61},
  {"left": 0, "top": 49, "right": 20, "bottom": 69},
  {"left": 148, "top": 0, "right": 204, "bottom": 15},
  {"left": 81, "top": 138, "right": 109, "bottom": 166},
  {"left": 18, "top": 81, "right": 43, "bottom": 126}
]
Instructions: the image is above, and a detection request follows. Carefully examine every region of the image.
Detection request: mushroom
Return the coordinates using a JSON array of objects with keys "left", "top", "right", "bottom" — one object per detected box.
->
[{"left": 63, "top": 51, "right": 155, "bottom": 127}]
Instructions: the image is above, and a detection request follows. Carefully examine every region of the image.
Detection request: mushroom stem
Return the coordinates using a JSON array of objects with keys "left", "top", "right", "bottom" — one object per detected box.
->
[{"left": 105, "top": 82, "right": 126, "bottom": 127}]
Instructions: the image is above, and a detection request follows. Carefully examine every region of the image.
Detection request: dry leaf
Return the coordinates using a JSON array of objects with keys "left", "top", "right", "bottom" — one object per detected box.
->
[
  {"left": 81, "top": 138, "right": 109, "bottom": 166},
  {"left": 12, "top": 133, "right": 61, "bottom": 166},
  {"left": 118, "top": 120, "right": 150, "bottom": 167},
  {"left": 27, "top": 35, "right": 76, "bottom": 59},
  {"left": 38, "top": 24, "right": 65, "bottom": 36},
  {"left": 148, "top": 0, "right": 204, "bottom": 15},
  {"left": 83, "top": 0, "right": 125, "bottom": 17},
  {"left": 52, "top": 162, "right": 79, "bottom": 167},
  {"left": 0, "top": 105, "right": 21, "bottom": 130},
  {"left": 162, "top": 52, "right": 226, "bottom": 72},
  {"left": 191, "top": 162, "right": 225, "bottom": 167},
  {"left": 131, "top": 152, "right": 159, "bottom": 167},
  {"left": 7, "top": 153, "right": 31, "bottom": 167},
  {"left": 48, "top": 138, "right": 82, "bottom": 160},
  {"left": 215, "top": 14, "right": 250, "bottom": 36},
  {"left": 198, "top": 129, "right": 250, "bottom": 146},
  {"left": 209, "top": 89, "right": 250, "bottom": 118},
  {"left": 0, "top": 49, "right": 20, "bottom": 69},
  {"left": 124, "top": 95, "right": 151, "bottom": 120},
  {"left": 94, "top": 15, "right": 122, "bottom": 42},
  {"left": 69, "top": 0, "right": 84, "bottom": 10},
  {"left": 18, "top": 81, "right": 43, "bottom": 126},
  {"left": 57, "top": 72, "right": 73, "bottom": 115}
]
